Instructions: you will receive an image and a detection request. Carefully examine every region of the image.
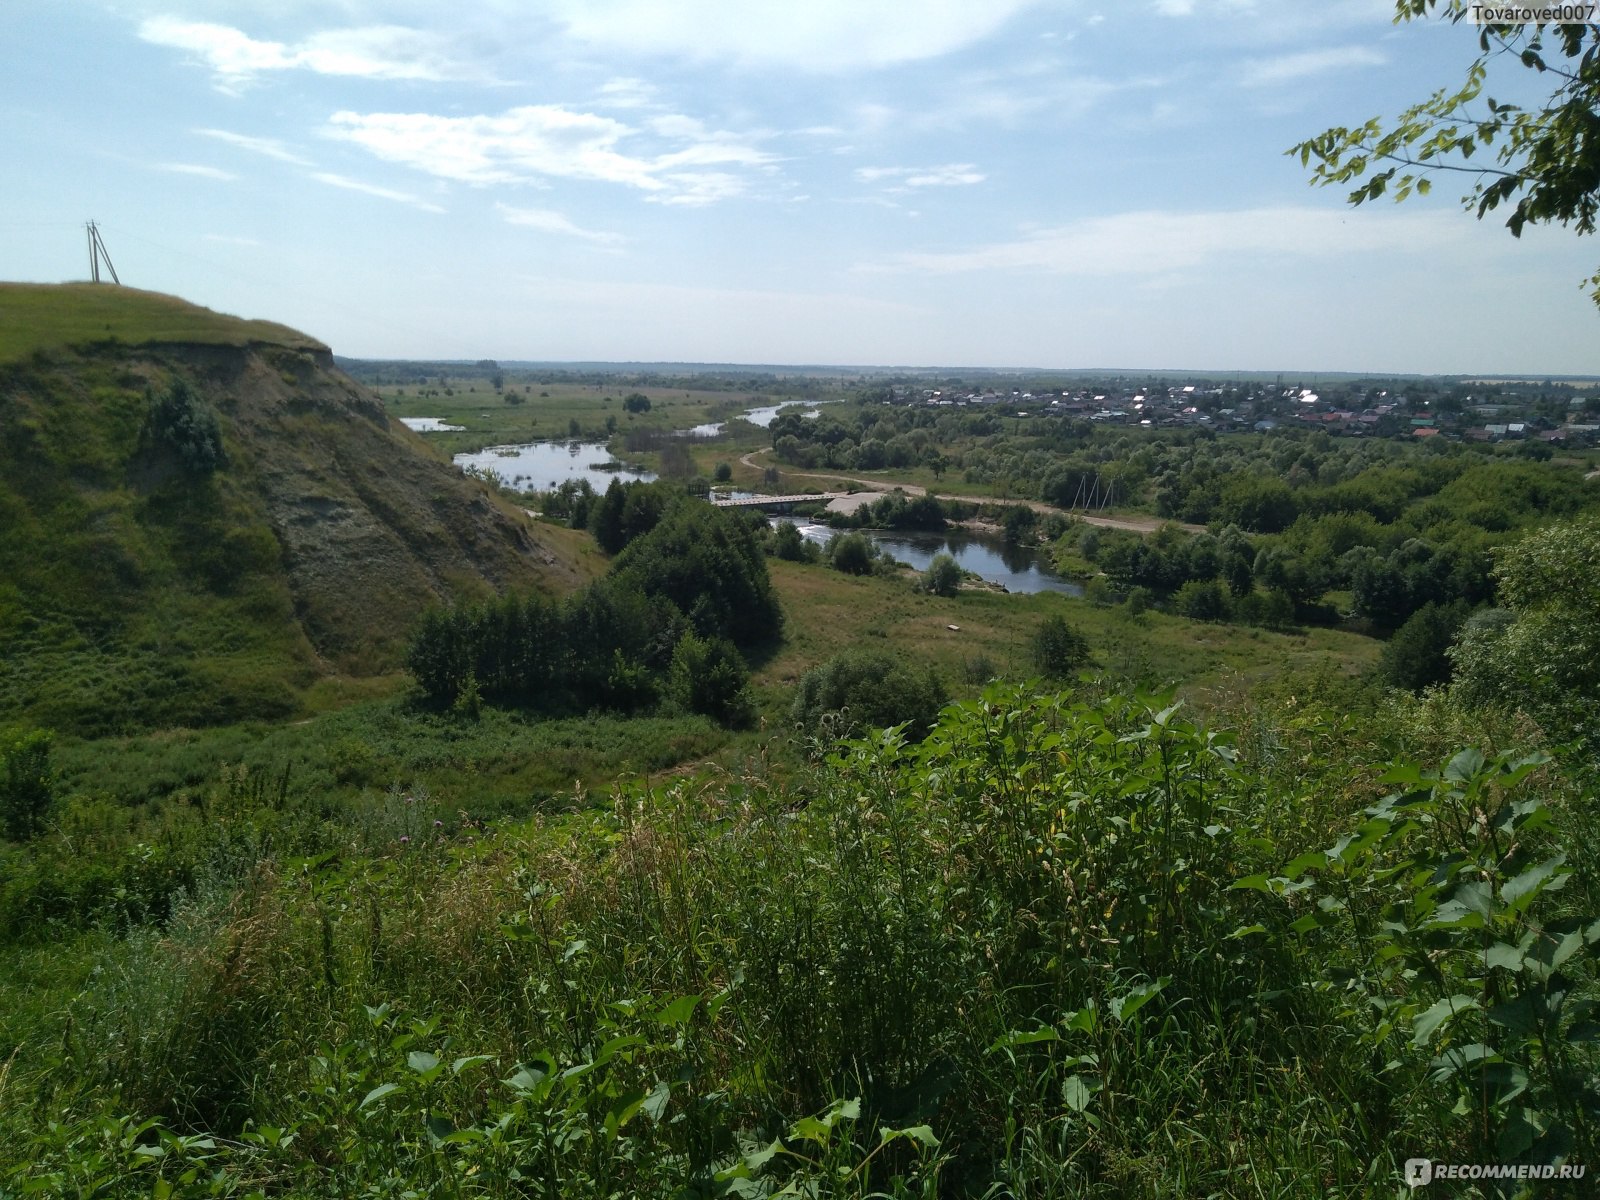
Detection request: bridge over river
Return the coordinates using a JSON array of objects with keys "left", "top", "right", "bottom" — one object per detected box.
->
[{"left": 709, "top": 492, "right": 850, "bottom": 513}]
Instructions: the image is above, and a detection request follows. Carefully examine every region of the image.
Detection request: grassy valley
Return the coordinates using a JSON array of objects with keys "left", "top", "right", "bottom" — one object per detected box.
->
[{"left": 2, "top": 287, "right": 1598, "bottom": 1197}]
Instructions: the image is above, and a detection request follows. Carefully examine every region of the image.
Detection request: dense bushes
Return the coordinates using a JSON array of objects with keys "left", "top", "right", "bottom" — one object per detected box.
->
[
  {"left": 791, "top": 649, "right": 948, "bottom": 741},
  {"left": 407, "top": 496, "right": 773, "bottom": 724}
]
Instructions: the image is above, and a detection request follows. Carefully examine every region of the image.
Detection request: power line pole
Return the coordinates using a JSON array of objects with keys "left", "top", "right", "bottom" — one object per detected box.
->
[{"left": 85, "top": 221, "right": 120, "bottom": 285}]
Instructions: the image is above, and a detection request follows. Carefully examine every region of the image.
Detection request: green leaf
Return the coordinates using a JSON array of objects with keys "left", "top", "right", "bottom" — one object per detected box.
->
[
  {"left": 1061, "top": 1075, "right": 1094, "bottom": 1113},
  {"left": 359, "top": 1083, "right": 400, "bottom": 1110},
  {"left": 652, "top": 994, "right": 702, "bottom": 1028},
  {"left": 988, "top": 1026, "right": 1060, "bottom": 1053},
  {"left": 878, "top": 1124, "right": 940, "bottom": 1149},
  {"left": 1444, "top": 748, "right": 1486, "bottom": 784},
  {"left": 643, "top": 1080, "right": 672, "bottom": 1122},
  {"left": 1501, "top": 854, "right": 1568, "bottom": 914},
  {"left": 451, "top": 1054, "right": 494, "bottom": 1076},
  {"left": 1412, "top": 995, "right": 1479, "bottom": 1048},
  {"left": 407, "top": 1050, "right": 441, "bottom": 1076},
  {"left": 1110, "top": 977, "right": 1169, "bottom": 1024}
]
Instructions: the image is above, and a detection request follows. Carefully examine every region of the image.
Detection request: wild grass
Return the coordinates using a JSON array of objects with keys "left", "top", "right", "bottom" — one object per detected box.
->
[
  {"left": 4, "top": 684, "right": 1590, "bottom": 1196},
  {"left": 0, "top": 284, "right": 323, "bottom": 364}
]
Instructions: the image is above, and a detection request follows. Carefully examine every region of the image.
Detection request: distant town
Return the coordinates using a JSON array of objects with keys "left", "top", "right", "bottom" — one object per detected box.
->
[{"left": 869, "top": 376, "right": 1600, "bottom": 447}]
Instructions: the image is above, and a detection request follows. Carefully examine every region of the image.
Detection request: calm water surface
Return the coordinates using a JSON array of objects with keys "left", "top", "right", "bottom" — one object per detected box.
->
[
  {"left": 453, "top": 441, "right": 656, "bottom": 490},
  {"left": 784, "top": 522, "right": 1084, "bottom": 596}
]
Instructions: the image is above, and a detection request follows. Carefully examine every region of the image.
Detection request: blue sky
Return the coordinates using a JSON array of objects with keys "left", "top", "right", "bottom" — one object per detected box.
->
[{"left": 5, "top": 0, "right": 1598, "bottom": 373}]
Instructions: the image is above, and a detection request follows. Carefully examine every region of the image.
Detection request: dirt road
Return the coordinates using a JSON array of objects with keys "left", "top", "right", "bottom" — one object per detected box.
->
[{"left": 738, "top": 449, "right": 1203, "bottom": 535}]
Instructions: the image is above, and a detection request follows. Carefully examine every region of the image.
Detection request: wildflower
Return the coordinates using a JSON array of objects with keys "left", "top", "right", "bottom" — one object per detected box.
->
[
  {"left": 399, "top": 835, "right": 411, "bottom": 845},
  {"left": 434, "top": 819, "right": 443, "bottom": 828}
]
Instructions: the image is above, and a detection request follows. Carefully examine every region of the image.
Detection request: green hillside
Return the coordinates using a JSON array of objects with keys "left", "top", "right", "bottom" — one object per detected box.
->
[
  {"left": 0, "top": 284, "right": 581, "bottom": 734},
  {"left": 0, "top": 283, "right": 325, "bottom": 364}
]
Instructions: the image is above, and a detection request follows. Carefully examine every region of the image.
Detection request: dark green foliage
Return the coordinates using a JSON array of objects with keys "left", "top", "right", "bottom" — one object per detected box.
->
[
  {"left": 622, "top": 391, "right": 651, "bottom": 413},
  {"left": 827, "top": 533, "right": 876, "bottom": 576},
  {"left": 1378, "top": 599, "right": 1468, "bottom": 691},
  {"left": 769, "top": 520, "right": 811, "bottom": 562},
  {"left": 668, "top": 633, "right": 755, "bottom": 727},
  {"left": 1031, "top": 613, "right": 1090, "bottom": 678},
  {"left": 137, "top": 379, "right": 225, "bottom": 477},
  {"left": 791, "top": 649, "right": 947, "bottom": 741},
  {"left": 408, "top": 500, "right": 776, "bottom": 724},
  {"left": 611, "top": 500, "right": 782, "bottom": 648},
  {"left": 713, "top": 461, "right": 732, "bottom": 483},
  {"left": 919, "top": 552, "right": 962, "bottom": 597},
  {"left": 1173, "top": 578, "right": 1231, "bottom": 622},
  {"left": 0, "top": 731, "right": 54, "bottom": 842}
]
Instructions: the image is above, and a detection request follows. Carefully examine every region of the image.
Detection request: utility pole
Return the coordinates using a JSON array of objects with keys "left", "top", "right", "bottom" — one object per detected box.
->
[{"left": 85, "top": 221, "right": 120, "bottom": 285}]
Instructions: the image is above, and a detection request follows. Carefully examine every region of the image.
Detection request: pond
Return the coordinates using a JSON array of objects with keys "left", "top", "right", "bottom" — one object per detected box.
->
[
  {"left": 683, "top": 400, "right": 829, "bottom": 438},
  {"left": 453, "top": 441, "right": 656, "bottom": 491},
  {"left": 399, "top": 417, "right": 465, "bottom": 432},
  {"left": 781, "top": 522, "right": 1084, "bottom": 596}
]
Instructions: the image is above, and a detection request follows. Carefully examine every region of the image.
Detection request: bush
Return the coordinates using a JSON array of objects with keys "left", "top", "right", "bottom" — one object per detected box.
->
[
  {"left": 1031, "top": 614, "right": 1090, "bottom": 679},
  {"left": 791, "top": 649, "right": 947, "bottom": 742},
  {"left": 1173, "top": 578, "right": 1231, "bottom": 622},
  {"left": 137, "top": 379, "right": 225, "bottom": 477},
  {"left": 920, "top": 553, "right": 963, "bottom": 597},
  {"left": 668, "top": 633, "right": 755, "bottom": 728},
  {"left": 827, "top": 533, "right": 876, "bottom": 576},
  {"left": 0, "top": 730, "right": 54, "bottom": 842}
]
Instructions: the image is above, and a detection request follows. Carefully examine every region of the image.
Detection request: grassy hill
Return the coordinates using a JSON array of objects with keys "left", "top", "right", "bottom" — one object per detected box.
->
[{"left": 0, "top": 283, "right": 583, "bottom": 734}]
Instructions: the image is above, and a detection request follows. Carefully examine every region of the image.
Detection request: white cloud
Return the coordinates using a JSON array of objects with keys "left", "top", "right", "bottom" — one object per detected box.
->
[
  {"left": 548, "top": 0, "right": 1045, "bottom": 71},
  {"left": 861, "top": 206, "right": 1468, "bottom": 277},
  {"left": 596, "top": 77, "right": 659, "bottom": 110},
  {"left": 496, "top": 203, "right": 624, "bottom": 246},
  {"left": 325, "top": 104, "right": 775, "bottom": 203},
  {"left": 1238, "top": 45, "right": 1386, "bottom": 87},
  {"left": 157, "top": 162, "right": 237, "bottom": 181},
  {"left": 856, "top": 163, "right": 986, "bottom": 188},
  {"left": 311, "top": 171, "right": 446, "bottom": 212},
  {"left": 139, "top": 17, "right": 462, "bottom": 86},
  {"left": 196, "top": 128, "right": 312, "bottom": 165}
]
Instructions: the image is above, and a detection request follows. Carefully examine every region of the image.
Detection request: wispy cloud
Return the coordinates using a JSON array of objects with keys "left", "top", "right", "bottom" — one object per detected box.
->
[
  {"left": 861, "top": 206, "right": 1467, "bottom": 277},
  {"left": 497, "top": 203, "right": 624, "bottom": 246},
  {"left": 856, "top": 163, "right": 986, "bottom": 189},
  {"left": 311, "top": 171, "right": 445, "bottom": 213},
  {"left": 196, "top": 128, "right": 311, "bottom": 165},
  {"left": 325, "top": 104, "right": 775, "bottom": 204},
  {"left": 139, "top": 17, "right": 463, "bottom": 88},
  {"left": 1238, "top": 45, "right": 1386, "bottom": 87},
  {"left": 548, "top": 0, "right": 1045, "bottom": 71},
  {"left": 157, "top": 162, "right": 237, "bottom": 181}
]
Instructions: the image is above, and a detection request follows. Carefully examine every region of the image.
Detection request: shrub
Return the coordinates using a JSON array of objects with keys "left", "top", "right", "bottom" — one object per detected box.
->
[
  {"left": 0, "top": 730, "right": 54, "bottom": 842},
  {"left": 791, "top": 650, "right": 947, "bottom": 742},
  {"left": 919, "top": 553, "right": 963, "bottom": 597},
  {"left": 1031, "top": 614, "right": 1090, "bottom": 679},
  {"left": 827, "top": 533, "right": 876, "bottom": 577},
  {"left": 137, "top": 379, "right": 225, "bottom": 477}
]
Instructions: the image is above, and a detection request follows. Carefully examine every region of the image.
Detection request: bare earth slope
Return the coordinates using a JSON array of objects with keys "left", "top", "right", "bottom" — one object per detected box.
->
[{"left": 0, "top": 283, "right": 579, "bottom": 733}]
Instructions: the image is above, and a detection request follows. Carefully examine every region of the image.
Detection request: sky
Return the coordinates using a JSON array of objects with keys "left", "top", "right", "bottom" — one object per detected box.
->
[{"left": 4, "top": 0, "right": 1599, "bottom": 374}]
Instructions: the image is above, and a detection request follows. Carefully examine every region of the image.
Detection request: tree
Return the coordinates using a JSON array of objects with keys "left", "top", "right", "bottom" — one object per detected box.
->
[
  {"left": 920, "top": 552, "right": 963, "bottom": 597},
  {"left": 1449, "top": 515, "right": 1600, "bottom": 746},
  {"left": 1379, "top": 599, "right": 1469, "bottom": 691},
  {"left": 1295, "top": 4, "right": 1600, "bottom": 304},
  {"left": 827, "top": 533, "right": 876, "bottom": 577},
  {"left": 139, "top": 378, "right": 225, "bottom": 477},
  {"left": 1031, "top": 613, "right": 1090, "bottom": 679},
  {"left": 623, "top": 392, "right": 652, "bottom": 414}
]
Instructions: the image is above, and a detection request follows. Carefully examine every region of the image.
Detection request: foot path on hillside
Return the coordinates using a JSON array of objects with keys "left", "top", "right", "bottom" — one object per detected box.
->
[{"left": 737, "top": 449, "right": 1203, "bottom": 534}]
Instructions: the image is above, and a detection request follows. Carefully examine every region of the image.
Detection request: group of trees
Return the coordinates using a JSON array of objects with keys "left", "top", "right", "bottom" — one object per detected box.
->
[{"left": 408, "top": 492, "right": 779, "bottom": 726}]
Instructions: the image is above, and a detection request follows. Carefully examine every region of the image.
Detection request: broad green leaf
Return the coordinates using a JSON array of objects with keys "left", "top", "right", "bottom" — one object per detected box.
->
[
  {"left": 407, "top": 1050, "right": 440, "bottom": 1076},
  {"left": 359, "top": 1083, "right": 400, "bottom": 1110},
  {"left": 451, "top": 1054, "right": 494, "bottom": 1076},
  {"left": 988, "top": 1026, "right": 1060, "bottom": 1053},
  {"left": 1444, "top": 748, "right": 1486, "bottom": 784},
  {"left": 1061, "top": 1075, "right": 1094, "bottom": 1113},
  {"left": 642, "top": 1080, "right": 672, "bottom": 1122},
  {"left": 1110, "top": 977, "right": 1169, "bottom": 1024},
  {"left": 1412, "top": 995, "right": 1479, "bottom": 1048},
  {"left": 1501, "top": 854, "right": 1568, "bottom": 914},
  {"left": 653, "top": 994, "right": 702, "bottom": 1028}
]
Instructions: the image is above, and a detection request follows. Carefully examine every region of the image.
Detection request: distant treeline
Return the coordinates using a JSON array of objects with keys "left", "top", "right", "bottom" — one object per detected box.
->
[{"left": 408, "top": 486, "right": 779, "bottom": 726}]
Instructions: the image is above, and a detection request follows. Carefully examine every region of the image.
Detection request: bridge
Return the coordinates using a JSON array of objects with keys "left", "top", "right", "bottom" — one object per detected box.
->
[{"left": 709, "top": 491, "right": 850, "bottom": 513}]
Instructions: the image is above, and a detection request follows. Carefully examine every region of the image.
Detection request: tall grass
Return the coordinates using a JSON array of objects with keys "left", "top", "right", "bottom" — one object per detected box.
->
[{"left": 1, "top": 684, "right": 1594, "bottom": 1196}]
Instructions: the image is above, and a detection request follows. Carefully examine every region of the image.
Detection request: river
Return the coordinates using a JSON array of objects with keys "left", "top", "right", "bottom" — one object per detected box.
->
[{"left": 782, "top": 522, "right": 1083, "bottom": 597}]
